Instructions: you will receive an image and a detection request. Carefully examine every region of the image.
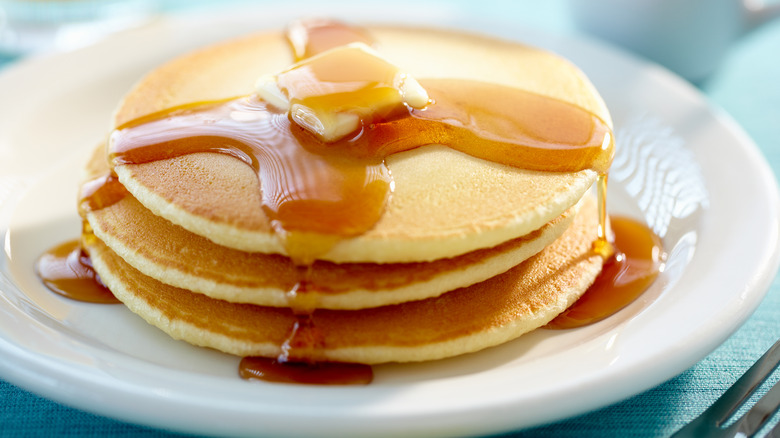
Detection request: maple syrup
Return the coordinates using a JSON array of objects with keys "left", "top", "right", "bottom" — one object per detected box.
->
[
  {"left": 239, "top": 356, "right": 373, "bottom": 385},
  {"left": 34, "top": 239, "right": 120, "bottom": 304},
  {"left": 239, "top": 313, "right": 373, "bottom": 385},
  {"left": 547, "top": 215, "right": 664, "bottom": 329},
  {"left": 78, "top": 172, "right": 129, "bottom": 215}
]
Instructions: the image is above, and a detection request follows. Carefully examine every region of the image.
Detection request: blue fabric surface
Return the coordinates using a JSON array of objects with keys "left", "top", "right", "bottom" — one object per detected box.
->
[{"left": 1, "top": 1, "right": 779, "bottom": 437}]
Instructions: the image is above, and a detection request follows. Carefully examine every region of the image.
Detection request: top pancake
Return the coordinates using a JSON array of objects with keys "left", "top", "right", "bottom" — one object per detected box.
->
[{"left": 111, "top": 26, "right": 611, "bottom": 263}]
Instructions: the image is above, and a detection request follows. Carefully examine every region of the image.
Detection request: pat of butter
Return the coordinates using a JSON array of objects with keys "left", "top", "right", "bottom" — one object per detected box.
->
[{"left": 255, "top": 43, "right": 429, "bottom": 142}]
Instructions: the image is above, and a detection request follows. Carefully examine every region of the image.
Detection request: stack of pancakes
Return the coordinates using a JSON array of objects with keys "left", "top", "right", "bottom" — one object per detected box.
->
[{"left": 80, "top": 25, "right": 611, "bottom": 364}]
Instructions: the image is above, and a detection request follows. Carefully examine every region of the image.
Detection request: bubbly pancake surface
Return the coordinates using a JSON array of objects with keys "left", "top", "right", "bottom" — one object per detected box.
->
[
  {"left": 84, "top": 194, "right": 603, "bottom": 364},
  {"left": 110, "top": 26, "right": 612, "bottom": 263}
]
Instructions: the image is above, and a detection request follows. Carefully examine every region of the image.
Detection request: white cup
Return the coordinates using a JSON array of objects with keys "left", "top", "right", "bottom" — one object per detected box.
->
[{"left": 568, "top": 0, "right": 780, "bottom": 82}]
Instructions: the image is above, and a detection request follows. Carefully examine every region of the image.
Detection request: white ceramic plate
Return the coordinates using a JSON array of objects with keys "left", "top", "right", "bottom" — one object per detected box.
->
[{"left": 1, "top": 5, "right": 779, "bottom": 438}]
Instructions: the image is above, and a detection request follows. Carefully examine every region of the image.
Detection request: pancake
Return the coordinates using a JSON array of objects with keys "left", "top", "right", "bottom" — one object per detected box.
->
[
  {"left": 84, "top": 193, "right": 602, "bottom": 364},
  {"left": 110, "top": 25, "right": 612, "bottom": 263}
]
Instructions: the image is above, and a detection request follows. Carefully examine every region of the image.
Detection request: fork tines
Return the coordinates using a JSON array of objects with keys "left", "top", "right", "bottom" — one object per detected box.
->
[{"left": 672, "top": 339, "right": 780, "bottom": 437}]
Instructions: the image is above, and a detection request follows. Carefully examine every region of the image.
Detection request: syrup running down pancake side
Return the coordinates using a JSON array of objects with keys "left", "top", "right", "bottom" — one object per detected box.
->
[
  {"left": 35, "top": 19, "right": 664, "bottom": 384},
  {"left": 547, "top": 215, "right": 665, "bottom": 329}
]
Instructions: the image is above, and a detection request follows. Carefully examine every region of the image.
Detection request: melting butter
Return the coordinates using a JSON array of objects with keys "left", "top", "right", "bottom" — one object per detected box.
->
[{"left": 255, "top": 43, "right": 429, "bottom": 142}]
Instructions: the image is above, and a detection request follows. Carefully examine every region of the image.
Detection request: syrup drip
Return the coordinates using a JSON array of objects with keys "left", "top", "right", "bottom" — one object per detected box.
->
[
  {"left": 593, "top": 173, "right": 613, "bottom": 258},
  {"left": 239, "top": 356, "right": 373, "bottom": 385},
  {"left": 34, "top": 239, "right": 120, "bottom": 304},
  {"left": 238, "top": 312, "right": 372, "bottom": 385},
  {"left": 278, "top": 315, "right": 324, "bottom": 362},
  {"left": 78, "top": 172, "right": 129, "bottom": 215},
  {"left": 546, "top": 215, "right": 665, "bottom": 329},
  {"left": 286, "top": 268, "right": 321, "bottom": 313}
]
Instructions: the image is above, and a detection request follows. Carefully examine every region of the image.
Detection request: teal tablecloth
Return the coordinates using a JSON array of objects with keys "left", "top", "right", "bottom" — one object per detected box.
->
[{"left": 1, "top": 1, "right": 778, "bottom": 436}]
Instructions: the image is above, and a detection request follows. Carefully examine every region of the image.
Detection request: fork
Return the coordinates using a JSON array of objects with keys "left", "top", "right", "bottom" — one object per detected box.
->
[{"left": 671, "top": 339, "right": 780, "bottom": 437}]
